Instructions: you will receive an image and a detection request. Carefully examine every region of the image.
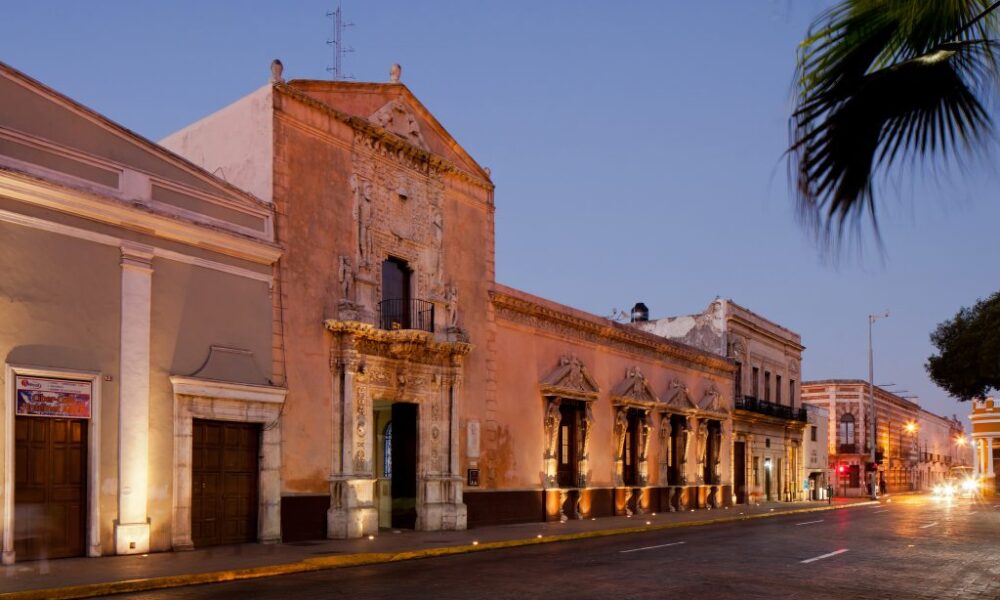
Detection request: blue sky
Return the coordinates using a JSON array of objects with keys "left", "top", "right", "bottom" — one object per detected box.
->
[{"left": 3, "top": 1, "right": 998, "bottom": 424}]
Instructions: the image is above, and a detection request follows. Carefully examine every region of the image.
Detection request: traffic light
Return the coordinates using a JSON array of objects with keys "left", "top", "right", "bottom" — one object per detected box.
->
[{"left": 837, "top": 464, "right": 845, "bottom": 474}]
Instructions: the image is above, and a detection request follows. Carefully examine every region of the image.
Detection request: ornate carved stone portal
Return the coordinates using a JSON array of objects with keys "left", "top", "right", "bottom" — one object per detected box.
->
[
  {"left": 539, "top": 355, "right": 599, "bottom": 491},
  {"left": 324, "top": 320, "right": 471, "bottom": 538}
]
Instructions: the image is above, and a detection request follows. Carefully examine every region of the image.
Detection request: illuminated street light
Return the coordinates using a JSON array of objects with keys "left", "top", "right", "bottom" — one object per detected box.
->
[
  {"left": 904, "top": 422, "right": 918, "bottom": 434},
  {"left": 955, "top": 435, "right": 967, "bottom": 446}
]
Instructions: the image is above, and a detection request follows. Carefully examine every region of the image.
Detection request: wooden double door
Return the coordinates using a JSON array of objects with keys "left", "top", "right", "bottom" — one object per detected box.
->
[
  {"left": 191, "top": 420, "right": 260, "bottom": 547},
  {"left": 14, "top": 416, "right": 88, "bottom": 561}
]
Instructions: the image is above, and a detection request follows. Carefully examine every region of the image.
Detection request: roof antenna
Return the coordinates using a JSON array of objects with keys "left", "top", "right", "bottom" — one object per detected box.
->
[{"left": 326, "top": 1, "right": 355, "bottom": 80}]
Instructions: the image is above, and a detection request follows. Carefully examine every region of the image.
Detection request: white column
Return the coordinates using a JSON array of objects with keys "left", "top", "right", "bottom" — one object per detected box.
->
[
  {"left": 115, "top": 243, "right": 153, "bottom": 555},
  {"left": 988, "top": 438, "right": 995, "bottom": 477},
  {"left": 973, "top": 439, "right": 979, "bottom": 477}
]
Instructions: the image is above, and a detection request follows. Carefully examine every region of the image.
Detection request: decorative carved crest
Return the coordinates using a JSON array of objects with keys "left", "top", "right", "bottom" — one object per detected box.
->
[
  {"left": 610, "top": 366, "right": 659, "bottom": 407},
  {"left": 787, "top": 359, "right": 800, "bottom": 376},
  {"left": 729, "top": 338, "right": 746, "bottom": 360},
  {"left": 663, "top": 379, "right": 699, "bottom": 413},
  {"left": 369, "top": 99, "right": 429, "bottom": 151},
  {"left": 539, "top": 355, "right": 600, "bottom": 401},
  {"left": 700, "top": 383, "right": 725, "bottom": 413}
]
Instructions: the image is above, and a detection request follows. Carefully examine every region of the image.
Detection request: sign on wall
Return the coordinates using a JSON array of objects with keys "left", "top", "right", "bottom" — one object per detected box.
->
[{"left": 15, "top": 375, "right": 92, "bottom": 418}]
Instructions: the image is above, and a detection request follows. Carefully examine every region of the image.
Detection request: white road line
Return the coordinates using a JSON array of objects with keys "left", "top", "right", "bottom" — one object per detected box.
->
[
  {"left": 795, "top": 520, "right": 824, "bottom": 526},
  {"left": 800, "top": 549, "right": 849, "bottom": 564},
  {"left": 919, "top": 522, "right": 939, "bottom": 529},
  {"left": 873, "top": 509, "right": 890, "bottom": 513},
  {"left": 619, "top": 541, "right": 686, "bottom": 554}
]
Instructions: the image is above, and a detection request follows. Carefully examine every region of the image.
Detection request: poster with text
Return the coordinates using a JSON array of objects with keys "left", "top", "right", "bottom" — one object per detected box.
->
[{"left": 15, "top": 375, "right": 92, "bottom": 418}]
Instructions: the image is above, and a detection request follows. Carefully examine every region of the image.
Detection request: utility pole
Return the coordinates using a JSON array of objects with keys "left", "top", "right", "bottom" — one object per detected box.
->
[{"left": 868, "top": 311, "right": 889, "bottom": 500}]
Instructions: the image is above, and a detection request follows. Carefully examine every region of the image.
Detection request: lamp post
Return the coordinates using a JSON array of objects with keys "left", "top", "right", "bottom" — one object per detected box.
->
[
  {"left": 868, "top": 311, "right": 889, "bottom": 500},
  {"left": 904, "top": 421, "right": 918, "bottom": 491}
]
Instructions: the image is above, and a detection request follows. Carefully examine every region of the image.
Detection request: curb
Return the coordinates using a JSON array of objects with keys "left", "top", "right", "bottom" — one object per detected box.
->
[{"left": 0, "top": 500, "right": 879, "bottom": 600}]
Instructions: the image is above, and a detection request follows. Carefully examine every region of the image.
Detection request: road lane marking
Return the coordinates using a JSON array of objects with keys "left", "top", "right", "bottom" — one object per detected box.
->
[
  {"left": 795, "top": 520, "right": 824, "bottom": 526},
  {"left": 801, "top": 549, "right": 849, "bottom": 564},
  {"left": 619, "top": 541, "right": 686, "bottom": 554},
  {"left": 919, "top": 522, "right": 938, "bottom": 529},
  {"left": 873, "top": 509, "right": 890, "bottom": 513}
]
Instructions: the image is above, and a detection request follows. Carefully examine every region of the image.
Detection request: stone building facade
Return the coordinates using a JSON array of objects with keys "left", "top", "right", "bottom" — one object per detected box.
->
[
  {"left": 634, "top": 299, "right": 808, "bottom": 503},
  {"left": 162, "top": 63, "right": 739, "bottom": 540},
  {"left": 0, "top": 62, "right": 281, "bottom": 563},
  {"left": 971, "top": 398, "right": 998, "bottom": 495},
  {"left": 802, "top": 380, "right": 967, "bottom": 497},
  {"left": 804, "top": 404, "right": 830, "bottom": 499}
]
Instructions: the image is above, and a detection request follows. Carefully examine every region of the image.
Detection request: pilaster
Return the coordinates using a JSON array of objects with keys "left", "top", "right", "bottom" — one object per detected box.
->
[{"left": 116, "top": 243, "right": 153, "bottom": 555}]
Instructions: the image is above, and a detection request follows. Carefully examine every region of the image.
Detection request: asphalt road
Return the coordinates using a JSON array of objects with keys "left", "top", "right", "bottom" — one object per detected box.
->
[{"left": 117, "top": 495, "right": 1000, "bottom": 600}]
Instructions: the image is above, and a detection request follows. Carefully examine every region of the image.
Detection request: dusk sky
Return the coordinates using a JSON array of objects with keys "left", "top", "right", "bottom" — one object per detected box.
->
[{"left": 3, "top": 1, "right": 998, "bottom": 424}]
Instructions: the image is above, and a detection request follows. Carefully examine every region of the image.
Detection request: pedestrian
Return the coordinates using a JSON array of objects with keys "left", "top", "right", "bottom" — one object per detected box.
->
[{"left": 826, "top": 482, "right": 833, "bottom": 504}]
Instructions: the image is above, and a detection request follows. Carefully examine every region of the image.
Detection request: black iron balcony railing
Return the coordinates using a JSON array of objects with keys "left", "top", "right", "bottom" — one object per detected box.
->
[
  {"left": 736, "top": 395, "right": 808, "bottom": 422},
  {"left": 839, "top": 444, "right": 857, "bottom": 454},
  {"left": 377, "top": 298, "right": 435, "bottom": 333}
]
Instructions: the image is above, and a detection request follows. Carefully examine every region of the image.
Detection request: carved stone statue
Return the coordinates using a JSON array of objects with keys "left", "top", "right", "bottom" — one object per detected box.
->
[
  {"left": 544, "top": 399, "right": 561, "bottom": 460},
  {"left": 431, "top": 206, "right": 444, "bottom": 293},
  {"left": 579, "top": 403, "right": 594, "bottom": 487},
  {"left": 679, "top": 417, "right": 692, "bottom": 484},
  {"left": 710, "top": 422, "right": 722, "bottom": 482},
  {"left": 696, "top": 420, "right": 709, "bottom": 467},
  {"left": 351, "top": 175, "right": 374, "bottom": 268},
  {"left": 446, "top": 284, "right": 459, "bottom": 328},
  {"left": 338, "top": 255, "right": 353, "bottom": 301},
  {"left": 638, "top": 410, "right": 653, "bottom": 485},
  {"left": 390, "top": 63, "right": 402, "bottom": 83},
  {"left": 614, "top": 408, "right": 628, "bottom": 458},
  {"left": 659, "top": 415, "right": 673, "bottom": 470}
]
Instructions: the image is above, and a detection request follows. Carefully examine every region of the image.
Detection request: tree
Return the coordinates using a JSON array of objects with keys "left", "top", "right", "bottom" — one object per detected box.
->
[
  {"left": 790, "top": 1, "right": 1000, "bottom": 248},
  {"left": 927, "top": 290, "right": 1000, "bottom": 401}
]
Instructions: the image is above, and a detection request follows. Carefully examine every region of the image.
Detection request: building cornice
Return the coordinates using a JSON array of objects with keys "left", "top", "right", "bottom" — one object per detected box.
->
[
  {"left": 491, "top": 289, "right": 734, "bottom": 377},
  {"left": 0, "top": 166, "right": 281, "bottom": 265}
]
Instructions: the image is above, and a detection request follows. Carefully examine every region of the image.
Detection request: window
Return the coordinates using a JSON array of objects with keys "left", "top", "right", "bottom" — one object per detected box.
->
[
  {"left": 557, "top": 402, "right": 583, "bottom": 487},
  {"left": 383, "top": 421, "right": 393, "bottom": 478},
  {"left": 811, "top": 425, "right": 817, "bottom": 442},
  {"left": 764, "top": 371, "right": 771, "bottom": 402},
  {"left": 734, "top": 362, "right": 743, "bottom": 399},
  {"left": 752, "top": 367, "right": 760, "bottom": 398},
  {"left": 839, "top": 414, "right": 855, "bottom": 446},
  {"left": 789, "top": 380, "right": 796, "bottom": 409},
  {"left": 776, "top": 375, "right": 782, "bottom": 404},
  {"left": 622, "top": 409, "right": 642, "bottom": 486}
]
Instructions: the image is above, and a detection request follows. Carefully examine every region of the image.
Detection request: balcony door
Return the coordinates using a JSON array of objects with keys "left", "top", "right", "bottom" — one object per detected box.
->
[{"left": 381, "top": 258, "right": 412, "bottom": 329}]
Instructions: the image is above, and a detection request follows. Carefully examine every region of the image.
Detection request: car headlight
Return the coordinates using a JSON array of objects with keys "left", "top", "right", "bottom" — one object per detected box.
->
[{"left": 961, "top": 479, "right": 978, "bottom": 492}]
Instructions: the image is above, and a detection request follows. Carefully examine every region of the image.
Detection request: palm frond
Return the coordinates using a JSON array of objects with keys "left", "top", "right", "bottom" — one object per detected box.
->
[{"left": 790, "top": 0, "right": 1000, "bottom": 248}]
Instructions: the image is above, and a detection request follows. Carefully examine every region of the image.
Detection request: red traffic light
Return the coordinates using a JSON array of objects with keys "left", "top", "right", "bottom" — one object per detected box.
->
[{"left": 837, "top": 464, "right": 845, "bottom": 473}]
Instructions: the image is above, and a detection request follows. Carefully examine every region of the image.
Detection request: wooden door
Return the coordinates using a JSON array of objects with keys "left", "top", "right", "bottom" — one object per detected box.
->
[
  {"left": 734, "top": 441, "right": 746, "bottom": 503},
  {"left": 192, "top": 420, "right": 259, "bottom": 547},
  {"left": 14, "top": 416, "right": 87, "bottom": 560}
]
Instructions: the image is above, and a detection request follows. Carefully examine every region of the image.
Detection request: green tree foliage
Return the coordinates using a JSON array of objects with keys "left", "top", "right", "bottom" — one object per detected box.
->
[
  {"left": 791, "top": 0, "right": 1000, "bottom": 248},
  {"left": 927, "top": 290, "right": 1000, "bottom": 400}
]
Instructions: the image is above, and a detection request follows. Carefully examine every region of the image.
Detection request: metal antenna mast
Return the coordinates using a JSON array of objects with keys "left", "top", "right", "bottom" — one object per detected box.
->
[{"left": 326, "top": 1, "right": 354, "bottom": 80}]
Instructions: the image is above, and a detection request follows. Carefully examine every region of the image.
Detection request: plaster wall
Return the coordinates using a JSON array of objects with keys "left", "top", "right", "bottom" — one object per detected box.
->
[
  {"left": 0, "top": 219, "right": 121, "bottom": 553},
  {"left": 148, "top": 259, "right": 273, "bottom": 550},
  {"left": 160, "top": 86, "right": 274, "bottom": 204},
  {"left": 488, "top": 302, "right": 733, "bottom": 491}
]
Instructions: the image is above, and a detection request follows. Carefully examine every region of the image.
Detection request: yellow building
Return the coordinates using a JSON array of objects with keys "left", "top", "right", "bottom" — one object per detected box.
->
[{"left": 971, "top": 397, "right": 999, "bottom": 495}]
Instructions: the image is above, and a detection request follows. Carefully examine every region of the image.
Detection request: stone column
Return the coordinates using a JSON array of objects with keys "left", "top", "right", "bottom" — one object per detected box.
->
[
  {"left": 973, "top": 438, "right": 979, "bottom": 478},
  {"left": 328, "top": 356, "right": 377, "bottom": 539},
  {"left": 258, "top": 418, "right": 282, "bottom": 543},
  {"left": 420, "top": 369, "right": 467, "bottom": 532},
  {"left": 116, "top": 244, "right": 153, "bottom": 555},
  {"left": 988, "top": 438, "right": 995, "bottom": 477}
]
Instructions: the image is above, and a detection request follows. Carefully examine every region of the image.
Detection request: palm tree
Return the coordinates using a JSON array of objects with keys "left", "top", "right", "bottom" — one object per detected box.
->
[{"left": 790, "top": 1, "right": 1000, "bottom": 249}]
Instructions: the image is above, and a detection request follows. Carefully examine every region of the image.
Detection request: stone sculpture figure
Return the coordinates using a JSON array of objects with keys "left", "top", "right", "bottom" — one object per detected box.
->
[
  {"left": 446, "top": 284, "right": 459, "bottom": 328},
  {"left": 544, "top": 399, "right": 562, "bottom": 460},
  {"left": 614, "top": 408, "right": 628, "bottom": 458},
  {"left": 351, "top": 175, "right": 374, "bottom": 268},
  {"left": 659, "top": 415, "right": 673, "bottom": 470},
  {"left": 338, "top": 255, "right": 353, "bottom": 301},
  {"left": 696, "top": 420, "right": 709, "bottom": 467},
  {"left": 431, "top": 206, "right": 444, "bottom": 293},
  {"left": 679, "top": 417, "right": 692, "bottom": 485},
  {"left": 710, "top": 423, "right": 723, "bottom": 482}
]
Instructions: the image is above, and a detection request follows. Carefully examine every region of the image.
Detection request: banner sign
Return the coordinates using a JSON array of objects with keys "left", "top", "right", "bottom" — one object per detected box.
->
[{"left": 15, "top": 376, "right": 92, "bottom": 418}]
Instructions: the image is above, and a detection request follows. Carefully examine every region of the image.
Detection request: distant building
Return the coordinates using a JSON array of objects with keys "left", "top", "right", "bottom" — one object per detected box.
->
[
  {"left": 804, "top": 404, "right": 830, "bottom": 499},
  {"left": 971, "top": 397, "right": 998, "bottom": 495},
  {"left": 801, "top": 381, "right": 966, "bottom": 497},
  {"left": 633, "top": 299, "right": 808, "bottom": 503}
]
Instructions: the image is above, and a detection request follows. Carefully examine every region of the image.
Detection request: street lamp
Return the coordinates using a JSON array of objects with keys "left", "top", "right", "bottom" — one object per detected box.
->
[
  {"left": 904, "top": 421, "right": 918, "bottom": 490},
  {"left": 868, "top": 311, "right": 889, "bottom": 500}
]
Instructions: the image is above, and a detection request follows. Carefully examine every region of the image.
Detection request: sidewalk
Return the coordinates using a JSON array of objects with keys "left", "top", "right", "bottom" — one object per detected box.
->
[{"left": 0, "top": 497, "right": 877, "bottom": 599}]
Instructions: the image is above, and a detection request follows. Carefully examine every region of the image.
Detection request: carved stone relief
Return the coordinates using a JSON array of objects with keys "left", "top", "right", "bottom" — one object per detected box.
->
[{"left": 369, "top": 99, "right": 430, "bottom": 151}]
